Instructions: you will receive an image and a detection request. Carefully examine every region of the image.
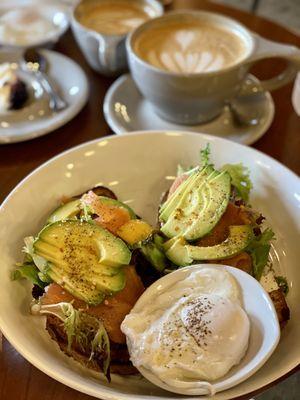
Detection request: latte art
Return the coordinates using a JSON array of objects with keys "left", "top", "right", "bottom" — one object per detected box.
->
[
  {"left": 134, "top": 21, "right": 248, "bottom": 73},
  {"left": 75, "top": 0, "right": 154, "bottom": 35}
]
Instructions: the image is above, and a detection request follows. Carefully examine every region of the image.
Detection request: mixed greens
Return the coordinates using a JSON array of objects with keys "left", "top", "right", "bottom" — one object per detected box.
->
[
  {"left": 12, "top": 236, "right": 52, "bottom": 289},
  {"left": 32, "top": 301, "right": 111, "bottom": 380}
]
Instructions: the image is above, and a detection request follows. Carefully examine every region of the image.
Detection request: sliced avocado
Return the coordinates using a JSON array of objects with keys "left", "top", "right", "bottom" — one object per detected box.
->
[
  {"left": 159, "top": 171, "right": 199, "bottom": 222},
  {"left": 92, "top": 263, "right": 122, "bottom": 277},
  {"left": 96, "top": 196, "right": 136, "bottom": 219},
  {"left": 131, "top": 233, "right": 169, "bottom": 272},
  {"left": 164, "top": 225, "right": 253, "bottom": 266},
  {"left": 159, "top": 166, "right": 215, "bottom": 222},
  {"left": 161, "top": 168, "right": 231, "bottom": 241},
  {"left": 164, "top": 236, "right": 192, "bottom": 266},
  {"left": 36, "top": 220, "right": 131, "bottom": 267},
  {"left": 33, "top": 220, "right": 131, "bottom": 305},
  {"left": 188, "top": 225, "right": 253, "bottom": 260},
  {"left": 91, "top": 268, "right": 125, "bottom": 294},
  {"left": 163, "top": 236, "right": 177, "bottom": 252},
  {"left": 140, "top": 241, "right": 168, "bottom": 272},
  {"left": 48, "top": 199, "right": 81, "bottom": 223},
  {"left": 47, "top": 265, "right": 106, "bottom": 305}
]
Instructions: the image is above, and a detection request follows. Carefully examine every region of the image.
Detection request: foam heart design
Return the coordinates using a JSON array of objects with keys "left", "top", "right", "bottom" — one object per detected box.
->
[
  {"left": 175, "top": 30, "right": 196, "bottom": 51},
  {"left": 195, "top": 53, "right": 224, "bottom": 73},
  {"left": 200, "top": 51, "right": 213, "bottom": 69},
  {"left": 159, "top": 50, "right": 225, "bottom": 73},
  {"left": 160, "top": 51, "right": 180, "bottom": 72},
  {"left": 174, "top": 51, "right": 200, "bottom": 72},
  {"left": 149, "top": 49, "right": 226, "bottom": 73}
]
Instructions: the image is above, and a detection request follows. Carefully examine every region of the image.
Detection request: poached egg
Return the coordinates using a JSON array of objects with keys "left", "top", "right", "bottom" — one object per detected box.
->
[{"left": 121, "top": 267, "right": 250, "bottom": 395}]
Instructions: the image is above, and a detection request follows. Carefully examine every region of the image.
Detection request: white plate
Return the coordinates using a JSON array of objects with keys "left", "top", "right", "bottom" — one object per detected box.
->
[
  {"left": 0, "top": 131, "right": 299, "bottom": 400},
  {"left": 129, "top": 265, "right": 280, "bottom": 396},
  {"left": 0, "top": 49, "right": 88, "bottom": 144},
  {"left": 0, "top": 0, "right": 69, "bottom": 48},
  {"left": 103, "top": 74, "right": 275, "bottom": 145}
]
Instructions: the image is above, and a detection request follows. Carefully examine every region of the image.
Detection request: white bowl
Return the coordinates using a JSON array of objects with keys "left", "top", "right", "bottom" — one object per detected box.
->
[
  {"left": 127, "top": 264, "right": 280, "bottom": 396},
  {"left": 0, "top": 131, "right": 299, "bottom": 400},
  {"left": 0, "top": 0, "right": 69, "bottom": 48}
]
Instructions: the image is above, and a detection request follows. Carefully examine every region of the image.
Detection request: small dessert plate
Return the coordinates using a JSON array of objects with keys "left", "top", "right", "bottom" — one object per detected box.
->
[
  {"left": 103, "top": 74, "right": 275, "bottom": 145},
  {"left": 0, "top": 49, "right": 88, "bottom": 144},
  {"left": 128, "top": 264, "right": 280, "bottom": 396}
]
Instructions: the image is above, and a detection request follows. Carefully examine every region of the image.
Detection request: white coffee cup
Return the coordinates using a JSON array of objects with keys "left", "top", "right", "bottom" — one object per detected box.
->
[
  {"left": 71, "top": 0, "right": 163, "bottom": 76},
  {"left": 127, "top": 11, "right": 300, "bottom": 125}
]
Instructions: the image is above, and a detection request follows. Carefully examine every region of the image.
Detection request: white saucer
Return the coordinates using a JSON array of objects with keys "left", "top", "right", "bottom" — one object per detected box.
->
[
  {"left": 0, "top": 49, "right": 88, "bottom": 144},
  {"left": 104, "top": 74, "right": 275, "bottom": 145}
]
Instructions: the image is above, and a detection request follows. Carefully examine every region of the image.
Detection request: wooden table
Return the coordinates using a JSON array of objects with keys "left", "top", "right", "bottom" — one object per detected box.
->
[{"left": 0, "top": 1, "right": 299, "bottom": 399}]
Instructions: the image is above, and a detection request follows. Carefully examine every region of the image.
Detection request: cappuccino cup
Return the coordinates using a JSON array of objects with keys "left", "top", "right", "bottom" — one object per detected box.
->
[
  {"left": 71, "top": 0, "right": 163, "bottom": 76},
  {"left": 127, "top": 11, "right": 300, "bottom": 124}
]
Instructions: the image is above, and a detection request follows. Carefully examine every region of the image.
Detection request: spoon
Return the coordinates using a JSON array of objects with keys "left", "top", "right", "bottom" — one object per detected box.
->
[{"left": 23, "top": 48, "right": 67, "bottom": 111}]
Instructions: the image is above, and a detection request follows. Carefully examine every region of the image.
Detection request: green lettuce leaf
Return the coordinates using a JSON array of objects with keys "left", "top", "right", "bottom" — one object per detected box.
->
[
  {"left": 177, "top": 164, "right": 188, "bottom": 176},
  {"left": 23, "top": 236, "right": 50, "bottom": 271},
  {"left": 22, "top": 236, "right": 35, "bottom": 260},
  {"left": 11, "top": 262, "right": 47, "bottom": 288},
  {"left": 90, "top": 321, "right": 111, "bottom": 379},
  {"left": 275, "top": 276, "right": 289, "bottom": 296},
  {"left": 246, "top": 228, "right": 275, "bottom": 280},
  {"left": 80, "top": 199, "right": 93, "bottom": 222},
  {"left": 31, "top": 302, "right": 111, "bottom": 381},
  {"left": 221, "top": 163, "right": 252, "bottom": 202},
  {"left": 177, "top": 144, "right": 212, "bottom": 176},
  {"left": 200, "top": 143, "right": 211, "bottom": 167},
  {"left": 13, "top": 236, "right": 52, "bottom": 287}
]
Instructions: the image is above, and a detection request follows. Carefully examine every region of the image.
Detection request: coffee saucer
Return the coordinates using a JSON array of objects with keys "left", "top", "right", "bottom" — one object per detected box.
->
[{"left": 103, "top": 74, "right": 274, "bottom": 145}]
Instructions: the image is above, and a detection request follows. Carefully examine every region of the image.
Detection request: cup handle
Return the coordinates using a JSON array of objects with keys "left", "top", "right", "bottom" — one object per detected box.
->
[
  {"left": 88, "top": 32, "right": 118, "bottom": 73},
  {"left": 247, "top": 34, "right": 300, "bottom": 92},
  {"left": 98, "top": 35, "right": 120, "bottom": 73}
]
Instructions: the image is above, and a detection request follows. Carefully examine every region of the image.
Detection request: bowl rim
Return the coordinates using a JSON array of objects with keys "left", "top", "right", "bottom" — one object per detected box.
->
[
  {"left": 0, "top": 130, "right": 299, "bottom": 193},
  {"left": 0, "top": 130, "right": 299, "bottom": 400}
]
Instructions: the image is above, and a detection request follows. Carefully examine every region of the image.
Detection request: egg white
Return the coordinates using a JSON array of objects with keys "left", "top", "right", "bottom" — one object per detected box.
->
[{"left": 122, "top": 267, "right": 250, "bottom": 388}]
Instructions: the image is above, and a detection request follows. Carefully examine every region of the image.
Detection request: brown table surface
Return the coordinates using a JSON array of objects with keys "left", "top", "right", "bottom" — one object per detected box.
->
[{"left": 0, "top": 1, "right": 299, "bottom": 399}]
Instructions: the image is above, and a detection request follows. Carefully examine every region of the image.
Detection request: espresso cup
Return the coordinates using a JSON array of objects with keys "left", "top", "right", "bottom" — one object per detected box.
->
[
  {"left": 71, "top": 0, "right": 163, "bottom": 76},
  {"left": 127, "top": 11, "right": 300, "bottom": 125}
]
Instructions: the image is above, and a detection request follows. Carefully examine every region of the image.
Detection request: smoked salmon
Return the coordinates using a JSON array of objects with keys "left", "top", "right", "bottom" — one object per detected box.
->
[
  {"left": 83, "top": 190, "right": 131, "bottom": 235},
  {"left": 42, "top": 265, "right": 144, "bottom": 344}
]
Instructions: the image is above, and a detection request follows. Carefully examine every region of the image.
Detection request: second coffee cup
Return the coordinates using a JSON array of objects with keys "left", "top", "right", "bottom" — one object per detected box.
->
[{"left": 71, "top": 0, "right": 163, "bottom": 76}]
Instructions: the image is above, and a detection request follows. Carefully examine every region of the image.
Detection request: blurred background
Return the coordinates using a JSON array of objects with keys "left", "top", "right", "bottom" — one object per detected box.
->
[{"left": 214, "top": 0, "right": 300, "bottom": 32}]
